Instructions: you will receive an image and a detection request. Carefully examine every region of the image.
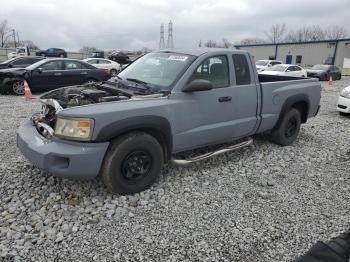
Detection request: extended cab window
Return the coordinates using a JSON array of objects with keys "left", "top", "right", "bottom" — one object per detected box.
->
[
  {"left": 190, "top": 55, "right": 229, "bottom": 88},
  {"left": 232, "top": 54, "right": 251, "bottom": 85}
]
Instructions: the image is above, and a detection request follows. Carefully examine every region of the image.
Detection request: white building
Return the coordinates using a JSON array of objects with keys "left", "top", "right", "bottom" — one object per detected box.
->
[{"left": 234, "top": 38, "right": 350, "bottom": 69}]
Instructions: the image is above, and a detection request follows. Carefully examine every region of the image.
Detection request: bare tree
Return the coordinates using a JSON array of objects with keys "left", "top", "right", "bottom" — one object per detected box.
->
[
  {"left": 325, "top": 26, "right": 347, "bottom": 40},
  {"left": 220, "top": 38, "right": 231, "bottom": 48},
  {"left": 239, "top": 37, "right": 266, "bottom": 45},
  {"left": 285, "top": 25, "right": 325, "bottom": 42},
  {"left": 265, "top": 23, "right": 286, "bottom": 43},
  {"left": 204, "top": 40, "right": 217, "bottom": 48},
  {"left": 80, "top": 46, "right": 98, "bottom": 54},
  {"left": 198, "top": 40, "right": 202, "bottom": 47},
  {"left": 0, "top": 19, "right": 10, "bottom": 48}
]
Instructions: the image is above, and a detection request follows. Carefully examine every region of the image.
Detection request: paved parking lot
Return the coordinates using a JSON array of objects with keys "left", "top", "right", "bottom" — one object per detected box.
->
[{"left": 0, "top": 78, "right": 349, "bottom": 261}]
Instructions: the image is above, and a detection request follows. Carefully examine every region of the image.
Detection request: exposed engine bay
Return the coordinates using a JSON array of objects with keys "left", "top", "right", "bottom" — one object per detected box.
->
[{"left": 31, "top": 82, "right": 165, "bottom": 138}]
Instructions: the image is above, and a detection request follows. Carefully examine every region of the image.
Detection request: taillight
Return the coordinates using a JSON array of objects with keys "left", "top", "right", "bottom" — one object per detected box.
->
[{"left": 104, "top": 69, "right": 110, "bottom": 76}]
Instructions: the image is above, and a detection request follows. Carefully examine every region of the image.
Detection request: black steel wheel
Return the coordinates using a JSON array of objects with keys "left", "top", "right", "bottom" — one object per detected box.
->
[
  {"left": 101, "top": 131, "right": 164, "bottom": 194},
  {"left": 270, "top": 108, "right": 301, "bottom": 146}
]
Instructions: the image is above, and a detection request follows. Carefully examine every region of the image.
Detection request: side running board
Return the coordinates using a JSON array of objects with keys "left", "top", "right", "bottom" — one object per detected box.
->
[{"left": 171, "top": 137, "right": 253, "bottom": 166}]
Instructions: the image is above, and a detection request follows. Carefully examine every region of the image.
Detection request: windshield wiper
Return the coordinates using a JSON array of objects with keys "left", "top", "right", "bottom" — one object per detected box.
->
[{"left": 126, "top": 78, "right": 149, "bottom": 86}]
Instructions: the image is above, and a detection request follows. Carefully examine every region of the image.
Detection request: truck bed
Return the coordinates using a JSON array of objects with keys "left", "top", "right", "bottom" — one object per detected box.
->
[{"left": 257, "top": 76, "right": 321, "bottom": 133}]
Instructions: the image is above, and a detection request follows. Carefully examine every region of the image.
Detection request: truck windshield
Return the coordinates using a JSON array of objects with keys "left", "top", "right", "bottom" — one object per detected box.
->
[
  {"left": 118, "top": 52, "right": 195, "bottom": 90},
  {"left": 256, "top": 61, "right": 269, "bottom": 66}
]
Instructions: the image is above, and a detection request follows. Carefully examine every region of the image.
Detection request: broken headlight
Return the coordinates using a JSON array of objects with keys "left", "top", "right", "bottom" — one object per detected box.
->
[{"left": 54, "top": 117, "right": 94, "bottom": 141}]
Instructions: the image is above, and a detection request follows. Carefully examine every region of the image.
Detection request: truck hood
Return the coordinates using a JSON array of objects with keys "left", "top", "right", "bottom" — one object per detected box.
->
[{"left": 34, "top": 82, "right": 167, "bottom": 135}]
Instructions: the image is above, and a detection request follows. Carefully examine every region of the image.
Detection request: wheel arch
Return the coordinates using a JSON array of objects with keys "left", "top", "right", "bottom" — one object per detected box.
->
[
  {"left": 274, "top": 94, "right": 310, "bottom": 129},
  {"left": 95, "top": 116, "right": 172, "bottom": 161}
]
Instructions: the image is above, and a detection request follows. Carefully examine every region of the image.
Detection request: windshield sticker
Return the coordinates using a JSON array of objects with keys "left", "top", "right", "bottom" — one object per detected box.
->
[{"left": 168, "top": 55, "right": 188, "bottom": 61}]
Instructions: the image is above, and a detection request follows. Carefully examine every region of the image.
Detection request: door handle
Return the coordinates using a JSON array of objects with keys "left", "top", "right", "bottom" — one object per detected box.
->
[
  {"left": 218, "top": 96, "right": 232, "bottom": 102},
  {"left": 54, "top": 73, "right": 62, "bottom": 76},
  {"left": 81, "top": 72, "right": 88, "bottom": 75}
]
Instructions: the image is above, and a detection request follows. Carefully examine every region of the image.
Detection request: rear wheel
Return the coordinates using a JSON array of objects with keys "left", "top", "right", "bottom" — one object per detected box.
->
[
  {"left": 12, "top": 81, "right": 25, "bottom": 95},
  {"left": 101, "top": 132, "right": 164, "bottom": 194},
  {"left": 110, "top": 69, "right": 118, "bottom": 76},
  {"left": 60, "top": 54, "right": 65, "bottom": 58},
  {"left": 270, "top": 108, "right": 301, "bottom": 146}
]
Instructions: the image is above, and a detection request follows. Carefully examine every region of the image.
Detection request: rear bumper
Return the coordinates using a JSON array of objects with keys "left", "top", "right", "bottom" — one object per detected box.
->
[
  {"left": 17, "top": 120, "right": 109, "bottom": 178},
  {"left": 337, "top": 96, "right": 350, "bottom": 113}
]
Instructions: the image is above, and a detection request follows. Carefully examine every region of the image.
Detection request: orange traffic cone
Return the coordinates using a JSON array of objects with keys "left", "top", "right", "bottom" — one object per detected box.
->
[
  {"left": 328, "top": 75, "right": 333, "bottom": 87},
  {"left": 24, "top": 80, "right": 34, "bottom": 100}
]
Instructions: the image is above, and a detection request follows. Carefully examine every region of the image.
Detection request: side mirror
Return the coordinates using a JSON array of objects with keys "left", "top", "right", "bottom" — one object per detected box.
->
[
  {"left": 182, "top": 79, "right": 213, "bottom": 92},
  {"left": 36, "top": 68, "right": 43, "bottom": 73},
  {"left": 8, "top": 64, "right": 13, "bottom": 68}
]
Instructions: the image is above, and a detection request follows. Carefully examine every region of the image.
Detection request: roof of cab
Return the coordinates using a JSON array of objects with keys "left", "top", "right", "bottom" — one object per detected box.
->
[{"left": 158, "top": 48, "right": 247, "bottom": 57}]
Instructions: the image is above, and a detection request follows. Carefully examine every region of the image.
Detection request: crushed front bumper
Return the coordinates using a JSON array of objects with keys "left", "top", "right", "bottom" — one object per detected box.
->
[{"left": 16, "top": 120, "right": 109, "bottom": 178}]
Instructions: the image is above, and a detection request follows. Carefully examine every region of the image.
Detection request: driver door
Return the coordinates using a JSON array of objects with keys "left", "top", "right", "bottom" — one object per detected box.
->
[
  {"left": 30, "top": 60, "right": 64, "bottom": 91},
  {"left": 172, "top": 54, "right": 258, "bottom": 151}
]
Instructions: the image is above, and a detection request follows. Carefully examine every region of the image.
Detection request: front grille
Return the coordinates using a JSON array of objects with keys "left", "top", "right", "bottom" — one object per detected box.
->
[{"left": 338, "top": 104, "right": 347, "bottom": 109}]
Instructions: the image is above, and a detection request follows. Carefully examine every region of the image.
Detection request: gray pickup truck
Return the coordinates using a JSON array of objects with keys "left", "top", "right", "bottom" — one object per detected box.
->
[{"left": 17, "top": 49, "right": 321, "bottom": 194}]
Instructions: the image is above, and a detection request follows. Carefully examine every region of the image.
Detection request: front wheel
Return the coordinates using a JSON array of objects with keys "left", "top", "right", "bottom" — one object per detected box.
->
[
  {"left": 270, "top": 108, "right": 301, "bottom": 146},
  {"left": 101, "top": 132, "right": 164, "bottom": 194}
]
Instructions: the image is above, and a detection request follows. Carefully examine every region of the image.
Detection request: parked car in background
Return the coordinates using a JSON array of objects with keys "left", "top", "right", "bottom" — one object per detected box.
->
[
  {"left": 35, "top": 48, "right": 67, "bottom": 58},
  {"left": 7, "top": 46, "right": 31, "bottom": 59},
  {"left": 0, "top": 56, "right": 45, "bottom": 70},
  {"left": 307, "top": 64, "right": 342, "bottom": 81},
  {"left": 108, "top": 51, "right": 130, "bottom": 64},
  {"left": 337, "top": 85, "right": 350, "bottom": 114},
  {"left": 89, "top": 51, "right": 105, "bottom": 58},
  {"left": 258, "top": 64, "right": 307, "bottom": 77},
  {"left": 0, "top": 58, "right": 110, "bottom": 95},
  {"left": 255, "top": 60, "right": 282, "bottom": 72},
  {"left": 83, "top": 58, "right": 120, "bottom": 76}
]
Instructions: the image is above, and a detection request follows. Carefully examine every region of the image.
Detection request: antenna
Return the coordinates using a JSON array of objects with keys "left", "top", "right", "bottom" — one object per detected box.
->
[
  {"left": 159, "top": 24, "right": 165, "bottom": 49},
  {"left": 166, "top": 20, "right": 174, "bottom": 48}
]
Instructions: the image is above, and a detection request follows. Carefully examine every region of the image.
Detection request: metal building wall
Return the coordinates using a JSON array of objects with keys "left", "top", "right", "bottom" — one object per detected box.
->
[
  {"left": 236, "top": 40, "right": 350, "bottom": 68},
  {"left": 276, "top": 43, "right": 336, "bottom": 67},
  {"left": 335, "top": 41, "right": 350, "bottom": 68}
]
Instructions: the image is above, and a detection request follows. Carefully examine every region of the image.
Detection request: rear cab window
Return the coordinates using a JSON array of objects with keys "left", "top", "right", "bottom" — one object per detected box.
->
[{"left": 232, "top": 54, "right": 251, "bottom": 85}]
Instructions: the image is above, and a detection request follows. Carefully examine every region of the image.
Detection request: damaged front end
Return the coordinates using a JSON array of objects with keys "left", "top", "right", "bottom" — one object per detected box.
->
[{"left": 31, "top": 83, "right": 165, "bottom": 139}]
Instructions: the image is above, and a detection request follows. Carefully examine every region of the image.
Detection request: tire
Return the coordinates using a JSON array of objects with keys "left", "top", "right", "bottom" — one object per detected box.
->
[
  {"left": 270, "top": 108, "right": 301, "bottom": 146},
  {"left": 60, "top": 54, "right": 65, "bottom": 58},
  {"left": 110, "top": 69, "right": 118, "bottom": 76},
  {"left": 337, "top": 74, "right": 342, "bottom": 80},
  {"left": 12, "top": 81, "right": 25, "bottom": 95},
  {"left": 101, "top": 132, "right": 164, "bottom": 194}
]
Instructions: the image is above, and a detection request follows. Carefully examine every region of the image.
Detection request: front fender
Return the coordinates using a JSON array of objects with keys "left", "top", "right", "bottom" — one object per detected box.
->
[{"left": 94, "top": 115, "right": 173, "bottom": 156}]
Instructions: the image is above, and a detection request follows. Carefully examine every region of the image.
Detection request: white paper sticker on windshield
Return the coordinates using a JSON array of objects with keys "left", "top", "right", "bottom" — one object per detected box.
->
[{"left": 168, "top": 55, "right": 188, "bottom": 61}]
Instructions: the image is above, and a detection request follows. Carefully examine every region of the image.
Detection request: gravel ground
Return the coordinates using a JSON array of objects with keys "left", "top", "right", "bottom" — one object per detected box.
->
[{"left": 0, "top": 78, "right": 350, "bottom": 262}]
